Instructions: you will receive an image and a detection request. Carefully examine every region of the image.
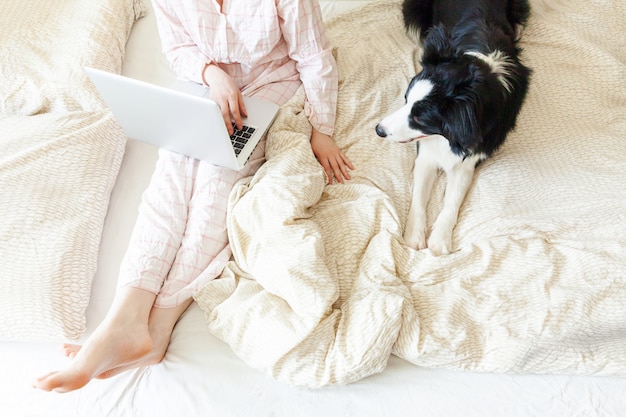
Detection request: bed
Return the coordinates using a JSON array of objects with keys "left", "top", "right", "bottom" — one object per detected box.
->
[{"left": 1, "top": 0, "right": 626, "bottom": 415}]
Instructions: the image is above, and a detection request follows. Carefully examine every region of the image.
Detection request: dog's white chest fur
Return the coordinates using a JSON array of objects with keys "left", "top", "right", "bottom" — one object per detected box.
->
[{"left": 417, "top": 135, "right": 484, "bottom": 171}]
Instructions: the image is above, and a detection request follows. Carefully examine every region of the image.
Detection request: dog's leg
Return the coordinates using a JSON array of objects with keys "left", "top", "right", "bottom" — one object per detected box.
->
[
  {"left": 427, "top": 159, "right": 476, "bottom": 255},
  {"left": 404, "top": 155, "right": 438, "bottom": 250}
]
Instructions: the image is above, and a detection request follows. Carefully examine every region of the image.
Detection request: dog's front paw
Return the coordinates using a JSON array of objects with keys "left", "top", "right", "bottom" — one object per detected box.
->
[
  {"left": 404, "top": 216, "right": 427, "bottom": 250},
  {"left": 427, "top": 229, "right": 452, "bottom": 256},
  {"left": 404, "top": 206, "right": 427, "bottom": 250},
  {"left": 404, "top": 227, "right": 427, "bottom": 251}
]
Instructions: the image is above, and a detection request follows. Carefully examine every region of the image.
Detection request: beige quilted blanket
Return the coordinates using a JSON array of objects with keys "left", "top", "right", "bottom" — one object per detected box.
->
[
  {"left": 0, "top": 0, "right": 143, "bottom": 342},
  {"left": 195, "top": 0, "right": 626, "bottom": 386}
]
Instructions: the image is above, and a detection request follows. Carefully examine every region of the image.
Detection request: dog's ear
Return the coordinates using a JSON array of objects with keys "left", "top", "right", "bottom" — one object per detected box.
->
[
  {"left": 422, "top": 24, "right": 455, "bottom": 65},
  {"left": 441, "top": 100, "right": 482, "bottom": 155},
  {"left": 455, "top": 61, "right": 485, "bottom": 94}
]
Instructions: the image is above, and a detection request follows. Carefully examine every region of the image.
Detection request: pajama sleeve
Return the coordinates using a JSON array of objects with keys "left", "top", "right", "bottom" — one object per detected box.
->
[
  {"left": 277, "top": 0, "right": 338, "bottom": 137},
  {"left": 152, "top": 0, "right": 209, "bottom": 85}
]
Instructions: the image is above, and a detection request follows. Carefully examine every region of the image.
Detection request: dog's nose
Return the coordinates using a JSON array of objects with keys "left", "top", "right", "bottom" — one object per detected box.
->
[{"left": 375, "top": 124, "right": 387, "bottom": 138}]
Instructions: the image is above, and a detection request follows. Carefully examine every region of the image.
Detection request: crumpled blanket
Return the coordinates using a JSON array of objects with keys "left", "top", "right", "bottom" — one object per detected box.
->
[{"left": 194, "top": 0, "right": 626, "bottom": 387}]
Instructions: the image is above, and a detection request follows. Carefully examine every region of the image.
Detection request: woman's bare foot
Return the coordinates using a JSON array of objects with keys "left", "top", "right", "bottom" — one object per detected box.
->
[
  {"left": 62, "top": 344, "right": 81, "bottom": 359},
  {"left": 32, "top": 288, "right": 157, "bottom": 393},
  {"left": 32, "top": 315, "right": 153, "bottom": 392},
  {"left": 95, "top": 309, "right": 177, "bottom": 379},
  {"left": 59, "top": 310, "right": 176, "bottom": 381},
  {"left": 32, "top": 289, "right": 192, "bottom": 393}
]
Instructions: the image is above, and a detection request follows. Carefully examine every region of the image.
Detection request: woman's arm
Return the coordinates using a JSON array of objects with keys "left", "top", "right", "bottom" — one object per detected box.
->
[
  {"left": 153, "top": 0, "right": 245, "bottom": 134},
  {"left": 277, "top": 0, "right": 354, "bottom": 184},
  {"left": 152, "top": 0, "right": 210, "bottom": 85}
]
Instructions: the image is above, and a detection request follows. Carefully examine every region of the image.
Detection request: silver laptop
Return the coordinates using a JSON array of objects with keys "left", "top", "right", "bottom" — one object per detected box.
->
[{"left": 85, "top": 67, "right": 279, "bottom": 171}]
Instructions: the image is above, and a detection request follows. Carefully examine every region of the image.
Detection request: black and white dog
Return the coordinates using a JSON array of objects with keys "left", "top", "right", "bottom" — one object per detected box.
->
[{"left": 375, "top": 0, "right": 531, "bottom": 255}]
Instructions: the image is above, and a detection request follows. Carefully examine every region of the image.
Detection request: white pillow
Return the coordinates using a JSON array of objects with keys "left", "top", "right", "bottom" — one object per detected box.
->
[
  {"left": 0, "top": 112, "right": 126, "bottom": 342},
  {"left": 0, "top": 0, "right": 144, "bottom": 115}
]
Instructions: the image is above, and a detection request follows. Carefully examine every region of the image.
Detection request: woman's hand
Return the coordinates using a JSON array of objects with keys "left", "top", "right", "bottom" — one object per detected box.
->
[
  {"left": 310, "top": 129, "right": 354, "bottom": 184},
  {"left": 202, "top": 63, "right": 246, "bottom": 135}
]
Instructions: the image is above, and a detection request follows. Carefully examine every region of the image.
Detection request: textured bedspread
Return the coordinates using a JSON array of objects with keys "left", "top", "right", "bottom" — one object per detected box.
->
[
  {"left": 195, "top": 0, "right": 626, "bottom": 386},
  {"left": 0, "top": 0, "right": 143, "bottom": 342}
]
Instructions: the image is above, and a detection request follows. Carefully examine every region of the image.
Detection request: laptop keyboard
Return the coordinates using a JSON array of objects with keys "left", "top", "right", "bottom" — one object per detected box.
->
[{"left": 230, "top": 124, "right": 256, "bottom": 155}]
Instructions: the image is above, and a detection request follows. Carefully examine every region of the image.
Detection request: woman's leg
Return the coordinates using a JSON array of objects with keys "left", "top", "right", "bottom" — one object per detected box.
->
[
  {"left": 152, "top": 145, "right": 266, "bottom": 306},
  {"left": 33, "top": 151, "right": 196, "bottom": 392},
  {"left": 33, "top": 289, "right": 194, "bottom": 392},
  {"left": 92, "top": 157, "right": 264, "bottom": 380},
  {"left": 33, "top": 287, "right": 156, "bottom": 392},
  {"left": 91, "top": 297, "right": 193, "bottom": 380},
  {"left": 33, "top": 80, "right": 297, "bottom": 393}
]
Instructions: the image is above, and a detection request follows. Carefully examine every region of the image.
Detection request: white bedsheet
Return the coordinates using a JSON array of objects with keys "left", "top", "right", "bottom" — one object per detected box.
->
[{"left": 2, "top": 1, "right": 626, "bottom": 416}]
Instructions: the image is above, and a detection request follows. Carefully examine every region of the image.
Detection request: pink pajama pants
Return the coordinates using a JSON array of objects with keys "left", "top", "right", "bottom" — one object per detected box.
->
[{"left": 118, "top": 80, "right": 300, "bottom": 308}]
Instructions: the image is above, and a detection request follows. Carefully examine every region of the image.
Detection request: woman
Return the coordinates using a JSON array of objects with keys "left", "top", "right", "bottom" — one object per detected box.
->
[{"left": 34, "top": 0, "right": 352, "bottom": 393}]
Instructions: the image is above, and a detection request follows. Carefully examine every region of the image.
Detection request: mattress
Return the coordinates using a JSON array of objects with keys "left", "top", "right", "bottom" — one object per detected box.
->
[{"left": 2, "top": 0, "right": 626, "bottom": 416}]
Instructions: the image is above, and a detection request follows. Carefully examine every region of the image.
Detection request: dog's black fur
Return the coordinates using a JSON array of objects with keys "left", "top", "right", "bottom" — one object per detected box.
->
[
  {"left": 402, "top": 0, "right": 530, "bottom": 157},
  {"left": 375, "top": 0, "right": 532, "bottom": 255}
]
